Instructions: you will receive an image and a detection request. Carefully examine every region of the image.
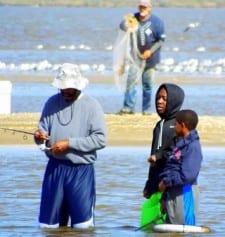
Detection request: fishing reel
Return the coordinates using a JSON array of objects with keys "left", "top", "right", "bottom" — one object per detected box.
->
[{"left": 38, "top": 141, "right": 51, "bottom": 152}]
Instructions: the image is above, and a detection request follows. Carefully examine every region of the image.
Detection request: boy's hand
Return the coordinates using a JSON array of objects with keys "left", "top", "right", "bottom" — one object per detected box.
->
[
  {"left": 158, "top": 180, "right": 166, "bottom": 192},
  {"left": 160, "top": 199, "right": 166, "bottom": 213},
  {"left": 147, "top": 154, "right": 156, "bottom": 166}
]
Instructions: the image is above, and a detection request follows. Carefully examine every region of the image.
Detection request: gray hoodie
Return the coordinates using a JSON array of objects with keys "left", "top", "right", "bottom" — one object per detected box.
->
[{"left": 144, "top": 83, "right": 185, "bottom": 198}]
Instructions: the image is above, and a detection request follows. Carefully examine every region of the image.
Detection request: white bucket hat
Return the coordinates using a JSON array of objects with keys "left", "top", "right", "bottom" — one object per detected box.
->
[
  {"left": 139, "top": 0, "right": 152, "bottom": 7},
  {"left": 52, "top": 63, "right": 89, "bottom": 90}
]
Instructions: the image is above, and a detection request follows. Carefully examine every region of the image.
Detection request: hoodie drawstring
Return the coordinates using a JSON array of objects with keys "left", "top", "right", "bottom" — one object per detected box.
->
[{"left": 157, "top": 119, "right": 164, "bottom": 149}]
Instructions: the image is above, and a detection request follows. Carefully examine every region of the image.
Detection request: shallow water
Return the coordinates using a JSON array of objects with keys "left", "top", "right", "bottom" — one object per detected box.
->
[
  {"left": 0, "top": 145, "right": 225, "bottom": 236},
  {"left": 11, "top": 82, "right": 225, "bottom": 116},
  {"left": 0, "top": 6, "right": 224, "bottom": 76},
  {"left": 2, "top": 6, "right": 225, "bottom": 117}
]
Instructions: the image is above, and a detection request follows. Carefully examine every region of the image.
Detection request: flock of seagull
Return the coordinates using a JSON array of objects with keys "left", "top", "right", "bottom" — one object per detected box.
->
[{"left": 0, "top": 22, "right": 224, "bottom": 76}]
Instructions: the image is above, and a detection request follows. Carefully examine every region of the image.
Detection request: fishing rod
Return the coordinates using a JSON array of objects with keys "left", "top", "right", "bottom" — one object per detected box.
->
[
  {"left": 0, "top": 127, "right": 51, "bottom": 151},
  {"left": 0, "top": 127, "right": 35, "bottom": 141},
  {"left": 0, "top": 127, "right": 34, "bottom": 136}
]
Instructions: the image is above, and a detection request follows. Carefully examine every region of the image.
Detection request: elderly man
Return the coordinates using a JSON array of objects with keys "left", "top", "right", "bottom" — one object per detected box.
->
[
  {"left": 118, "top": 0, "right": 166, "bottom": 115},
  {"left": 34, "top": 63, "right": 107, "bottom": 229}
]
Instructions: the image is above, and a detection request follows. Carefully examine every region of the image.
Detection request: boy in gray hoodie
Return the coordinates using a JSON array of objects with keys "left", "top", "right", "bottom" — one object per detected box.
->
[{"left": 143, "top": 83, "right": 185, "bottom": 198}]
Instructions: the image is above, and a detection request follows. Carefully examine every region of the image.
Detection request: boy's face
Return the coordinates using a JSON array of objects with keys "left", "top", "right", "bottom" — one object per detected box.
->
[
  {"left": 156, "top": 87, "right": 167, "bottom": 115},
  {"left": 175, "top": 120, "right": 189, "bottom": 137},
  {"left": 175, "top": 121, "right": 183, "bottom": 136}
]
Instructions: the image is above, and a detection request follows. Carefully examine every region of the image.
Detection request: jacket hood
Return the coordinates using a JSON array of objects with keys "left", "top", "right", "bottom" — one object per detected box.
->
[{"left": 155, "top": 83, "right": 185, "bottom": 120}]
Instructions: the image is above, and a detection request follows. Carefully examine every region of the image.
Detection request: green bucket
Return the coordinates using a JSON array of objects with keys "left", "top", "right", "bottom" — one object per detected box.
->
[{"left": 140, "top": 192, "right": 165, "bottom": 227}]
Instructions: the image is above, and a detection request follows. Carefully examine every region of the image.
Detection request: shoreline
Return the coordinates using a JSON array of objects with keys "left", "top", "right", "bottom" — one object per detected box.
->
[
  {"left": 1, "top": 73, "right": 225, "bottom": 86},
  {"left": 0, "top": 113, "right": 224, "bottom": 146}
]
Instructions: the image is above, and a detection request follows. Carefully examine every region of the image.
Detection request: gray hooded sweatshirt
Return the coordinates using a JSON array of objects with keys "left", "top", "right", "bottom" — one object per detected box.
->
[{"left": 144, "top": 83, "right": 185, "bottom": 198}]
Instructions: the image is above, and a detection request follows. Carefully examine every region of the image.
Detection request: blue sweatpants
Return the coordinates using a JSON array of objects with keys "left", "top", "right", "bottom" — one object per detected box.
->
[{"left": 39, "top": 158, "right": 95, "bottom": 227}]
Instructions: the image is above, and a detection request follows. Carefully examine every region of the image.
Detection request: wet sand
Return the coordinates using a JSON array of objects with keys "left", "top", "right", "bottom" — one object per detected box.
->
[
  {"left": 0, "top": 113, "right": 224, "bottom": 146},
  {"left": 0, "top": 73, "right": 224, "bottom": 146}
]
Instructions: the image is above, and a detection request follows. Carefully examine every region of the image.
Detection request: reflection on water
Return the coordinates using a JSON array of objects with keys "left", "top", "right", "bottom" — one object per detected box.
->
[{"left": 0, "top": 145, "right": 225, "bottom": 236}]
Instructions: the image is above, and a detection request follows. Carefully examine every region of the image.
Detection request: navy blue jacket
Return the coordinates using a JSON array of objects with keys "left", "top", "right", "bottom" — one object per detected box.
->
[{"left": 160, "top": 129, "right": 203, "bottom": 187}]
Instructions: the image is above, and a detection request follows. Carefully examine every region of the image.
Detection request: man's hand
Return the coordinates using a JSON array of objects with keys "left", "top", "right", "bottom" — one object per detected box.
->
[
  {"left": 34, "top": 129, "right": 49, "bottom": 142},
  {"left": 142, "top": 49, "right": 152, "bottom": 60},
  {"left": 51, "top": 139, "right": 69, "bottom": 154},
  {"left": 124, "top": 14, "right": 139, "bottom": 30},
  {"left": 117, "top": 64, "right": 125, "bottom": 76}
]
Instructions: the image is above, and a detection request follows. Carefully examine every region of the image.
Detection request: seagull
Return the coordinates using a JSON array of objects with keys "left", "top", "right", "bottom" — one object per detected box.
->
[{"left": 183, "top": 22, "right": 200, "bottom": 32}]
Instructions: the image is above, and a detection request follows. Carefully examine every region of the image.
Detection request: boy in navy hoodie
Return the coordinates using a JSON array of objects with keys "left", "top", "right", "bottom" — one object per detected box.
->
[{"left": 158, "top": 109, "right": 203, "bottom": 225}]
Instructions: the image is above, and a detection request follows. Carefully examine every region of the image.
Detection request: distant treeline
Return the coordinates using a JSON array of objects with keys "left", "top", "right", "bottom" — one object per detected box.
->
[{"left": 0, "top": 0, "right": 224, "bottom": 7}]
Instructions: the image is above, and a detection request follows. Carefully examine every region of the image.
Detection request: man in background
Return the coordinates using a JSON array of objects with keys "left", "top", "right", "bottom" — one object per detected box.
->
[{"left": 119, "top": 0, "right": 165, "bottom": 115}]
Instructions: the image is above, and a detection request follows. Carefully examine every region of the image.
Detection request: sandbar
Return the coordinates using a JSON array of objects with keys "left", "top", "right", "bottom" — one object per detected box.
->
[{"left": 0, "top": 113, "right": 224, "bottom": 146}]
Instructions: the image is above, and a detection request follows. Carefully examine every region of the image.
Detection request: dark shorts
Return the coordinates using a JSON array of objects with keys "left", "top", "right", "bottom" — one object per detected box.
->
[{"left": 39, "top": 158, "right": 95, "bottom": 227}]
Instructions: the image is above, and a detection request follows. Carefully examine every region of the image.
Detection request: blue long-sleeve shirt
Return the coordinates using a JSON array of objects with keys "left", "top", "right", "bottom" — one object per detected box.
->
[
  {"left": 160, "top": 129, "right": 202, "bottom": 187},
  {"left": 38, "top": 93, "right": 107, "bottom": 164}
]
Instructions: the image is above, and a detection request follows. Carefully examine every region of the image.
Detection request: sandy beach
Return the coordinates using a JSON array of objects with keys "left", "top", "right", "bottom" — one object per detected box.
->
[
  {"left": 0, "top": 112, "right": 224, "bottom": 146},
  {"left": 2, "top": 73, "right": 225, "bottom": 86},
  {"left": 1, "top": 73, "right": 225, "bottom": 147}
]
